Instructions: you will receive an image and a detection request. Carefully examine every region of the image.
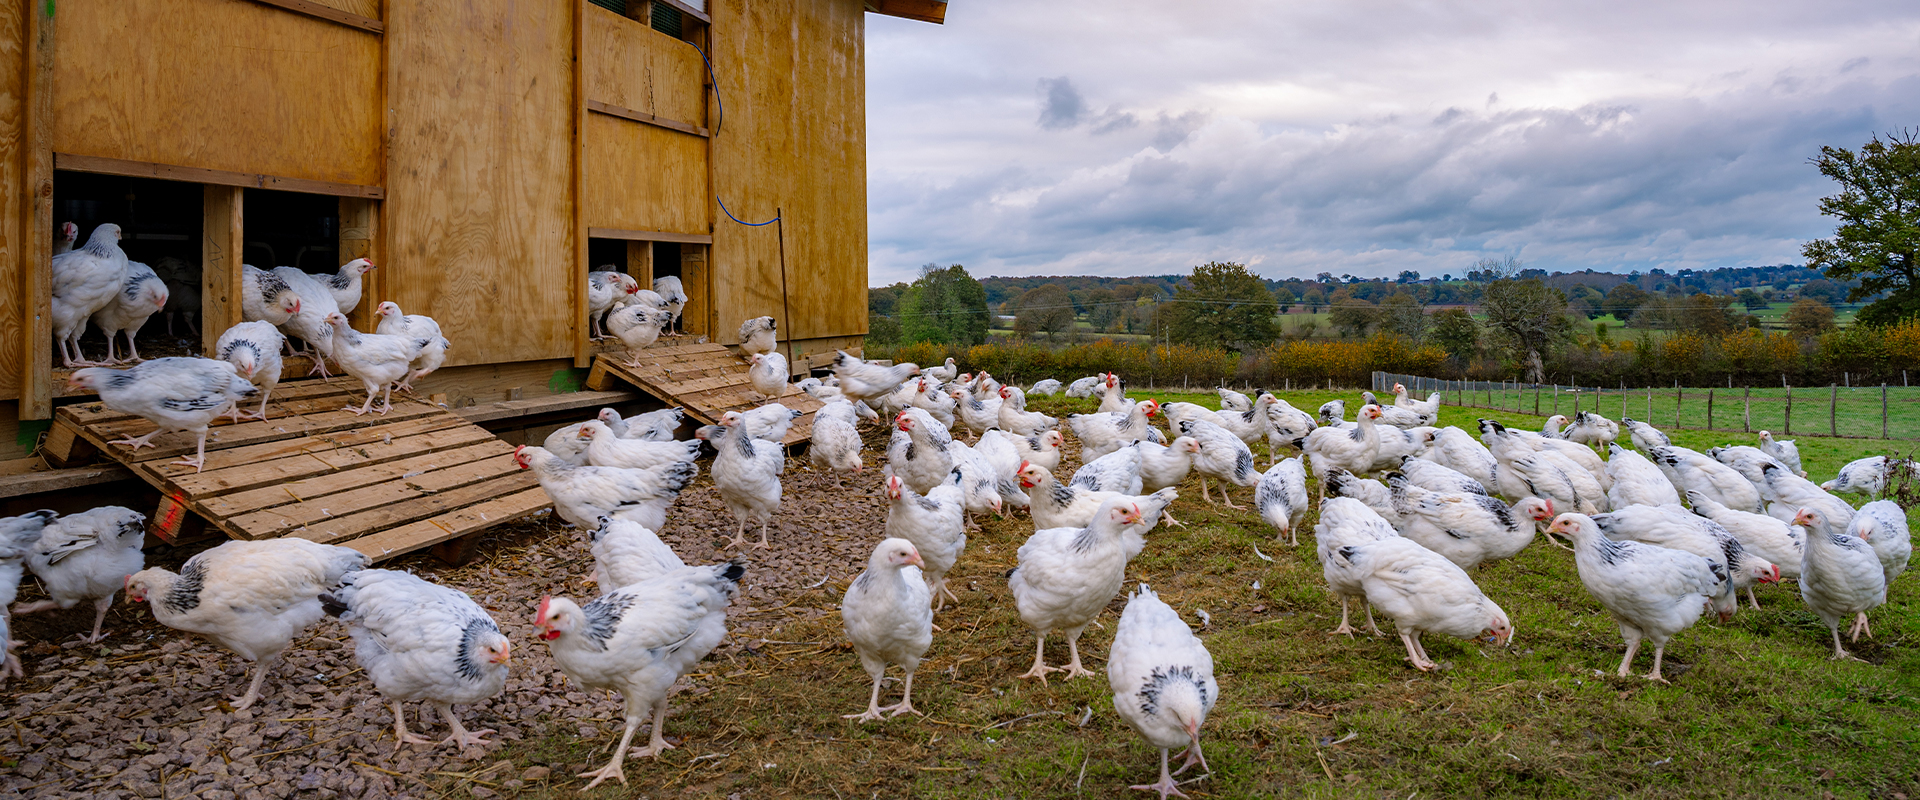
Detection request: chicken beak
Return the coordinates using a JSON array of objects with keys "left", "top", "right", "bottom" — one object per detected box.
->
[
  {"left": 493, "top": 644, "right": 511, "bottom": 664},
  {"left": 908, "top": 552, "right": 925, "bottom": 567}
]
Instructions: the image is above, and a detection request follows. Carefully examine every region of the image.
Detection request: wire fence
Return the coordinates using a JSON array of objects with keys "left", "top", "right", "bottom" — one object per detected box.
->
[{"left": 1373, "top": 372, "right": 1920, "bottom": 442}]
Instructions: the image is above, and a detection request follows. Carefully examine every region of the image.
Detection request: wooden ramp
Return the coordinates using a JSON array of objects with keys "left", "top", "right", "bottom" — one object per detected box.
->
[
  {"left": 42, "top": 379, "right": 551, "bottom": 562},
  {"left": 584, "top": 342, "right": 823, "bottom": 446}
]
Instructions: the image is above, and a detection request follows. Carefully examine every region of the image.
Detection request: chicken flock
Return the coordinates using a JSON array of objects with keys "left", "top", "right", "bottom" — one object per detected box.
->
[{"left": 15, "top": 279, "right": 1917, "bottom": 793}]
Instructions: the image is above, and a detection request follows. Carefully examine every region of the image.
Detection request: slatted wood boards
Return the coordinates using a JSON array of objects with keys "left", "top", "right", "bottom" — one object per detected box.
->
[{"left": 584, "top": 340, "right": 822, "bottom": 446}]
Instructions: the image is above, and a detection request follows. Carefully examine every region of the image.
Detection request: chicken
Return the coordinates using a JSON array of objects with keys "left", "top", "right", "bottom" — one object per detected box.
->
[
  {"left": 1117, "top": 487, "right": 1181, "bottom": 560},
  {"left": 884, "top": 472, "right": 968, "bottom": 607},
  {"left": 947, "top": 440, "right": 1007, "bottom": 523},
  {"left": 1369, "top": 424, "right": 1439, "bottom": 475},
  {"left": 910, "top": 378, "right": 957, "bottom": 428},
  {"left": 709, "top": 417, "right": 785, "bottom": 548},
  {"left": 841, "top": 538, "right": 934, "bottom": 721},
  {"left": 303, "top": 258, "right": 377, "bottom": 315},
  {"left": 272, "top": 266, "right": 343, "bottom": 373},
  {"left": 372, "top": 302, "right": 450, "bottom": 392},
  {"left": 731, "top": 316, "right": 776, "bottom": 357},
  {"left": 1097, "top": 373, "right": 1133, "bottom": 413},
  {"left": 608, "top": 305, "right": 674, "bottom": 366},
  {"left": 1208, "top": 395, "right": 1275, "bottom": 446},
  {"left": 1605, "top": 443, "right": 1681, "bottom": 509},
  {"left": 1009, "top": 497, "right": 1140, "bottom": 683},
  {"left": 1069, "top": 399, "right": 1161, "bottom": 462},
  {"left": 1794, "top": 506, "right": 1887, "bottom": 659},
  {"left": 1019, "top": 463, "right": 1128, "bottom": 531},
  {"left": 1756, "top": 430, "right": 1805, "bottom": 477},
  {"left": 873, "top": 380, "right": 919, "bottom": 419},
  {"left": 1644, "top": 445, "right": 1762, "bottom": 514},
  {"left": 321, "top": 569, "right": 508, "bottom": 754},
  {"left": 747, "top": 352, "right": 789, "bottom": 400},
  {"left": 155, "top": 256, "right": 201, "bottom": 337},
  {"left": 1181, "top": 418, "right": 1258, "bottom": 509},
  {"left": 1108, "top": 584, "right": 1217, "bottom": 800},
  {"left": 949, "top": 386, "right": 1003, "bottom": 439},
  {"left": 0, "top": 510, "right": 58, "bottom": 675},
  {"left": 66, "top": 358, "right": 257, "bottom": 472},
  {"left": 1480, "top": 420, "right": 1608, "bottom": 514},
  {"left": 1849, "top": 500, "right": 1911, "bottom": 639},
  {"left": 1562, "top": 411, "right": 1620, "bottom": 448},
  {"left": 1073, "top": 445, "right": 1145, "bottom": 495},
  {"left": 53, "top": 220, "right": 76, "bottom": 255},
  {"left": 51, "top": 223, "right": 129, "bottom": 367},
  {"left": 1706, "top": 445, "right": 1788, "bottom": 488},
  {"left": 1621, "top": 417, "right": 1671, "bottom": 451},
  {"left": 1304, "top": 404, "right": 1383, "bottom": 487},
  {"left": 241, "top": 264, "right": 303, "bottom": 327},
  {"left": 1372, "top": 396, "right": 1431, "bottom": 429},
  {"left": 1506, "top": 423, "right": 1610, "bottom": 486},
  {"left": 1255, "top": 457, "right": 1310, "bottom": 545},
  {"left": 578, "top": 420, "right": 701, "bottom": 469},
  {"left": 725, "top": 404, "right": 804, "bottom": 443},
  {"left": 1138, "top": 436, "right": 1201, "bottom": 494},
  {"left": 1217, "top": 386, "right": 1252, "bottom": 412},
  {"left": 89, "top": 261, "right": 168, "bottom": 364},
  {"left": 1395, "top": 456, "right": 1487, "bottom": 496},
  {"left": 1012, "top": 428, "right": 1066, "bottom": 474},
  {"left": 607, "top": 407, "right": 686, "bottom": 442},
  {"left": 325, "top": 312, "right": 427, "bottom": 416},
  {"left": 1029, "top": 378, "right": 1063, "bottom": 396},
  {"left": 1065, "top": 375, "right": 1105, "bottom": 398},
  {"left": 588, "top": 517, "right": 686, "bottom": 591},
  {"left": 125, "top": 539, "right": 367, "bottom": 710},
  {"left": 1263, "top": 396, "right": 1318, "bottom": 458},
  {"left": 1338, "top": 536, "right": 1513, "bottom": 671},
  {"left": 997, "top": 385, "right": 1058, "bottom": 435},
  {"left": 886, "top": 408, "right": 955, "bottom": 494},
  {"left": 808, "top": 400, "right": 865, "bottom": 477},
  {"left": 1314, "top": 497, "right": 1397, "bottom": 637},
  {"left": 1592, "top": 503, "right": 1777, "bottom": 620},
  {"left": 1538, "top": 414, "right": 1568, "bottom": 438},
  {"left": 1685, "top": 490, "right": 1804, "bottom": 587},
  {"left": 1317, "top": 399, "right": 1351, "bottom": 428},
  {"left": 515, "top": 445, "right": 698, "bottom": 530},
  {"left": 1822, "top": 456, "right": 1909, "bottom": 499},
  {"left": 535, "top": 562, "right": 743, "bottom": 789},
  {"left": 1545, "top": 513, "right": 1724, "bottom": 682},
  {"left": 12, "top": 506, "right": 144, "bottom": 644},
  {"left": 1325, "top": 469, "right": 1402, "bottom": 529},
  {"left": 924, "top": 357, "right": 958, "bottom": 383},
  {"left": 586, "top": 270, "right": 639, "bottom": 339},
  {"left": 214, "top": 321, "right": 286, "bottom": 421},
  {"left": 1391, "top": 385, "right": 1442, "bottom": 427},
  {"left": 831, "top": 350, "right": 921, "bottom": 404},
  {"left": 1386, "top": 473, "right": 1554, "bottom": 569},
  {"left": 539, "top": 422, "right": 593, "bottom": 466}
]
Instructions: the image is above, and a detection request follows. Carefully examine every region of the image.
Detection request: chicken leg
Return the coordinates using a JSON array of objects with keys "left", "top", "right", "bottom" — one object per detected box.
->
[
  {"left": 1018, "top": 633, "right": 1062, "bottom": 684},
  {"left": 1850, "top": 611, "right": 1873, "bottom": 641},
  {"left": 435, "top": 701, "right": 496, "bottom": 753},
  {"left": 1399, "top": 630, "right": 1438, "bottom": 671},
  {"left": 1058, "top": 625, "right": 1097, "bottom": 680},
  {"left": 107, "top": 427, "right": 173, "bottom": 452},
  {"left": 391, "top": 701, "right": 437, "bottom": 751},
  {"left": 629, "top": 694, "right": 676, "bottom": 759},
  {"left": 881, "top": 671, "right": 921, "bottom": 718},
  {"left": 1131, "top": 748, "right": 1188, "bottom": 800},
  {"left": 168, "top": 431, "right": 212, "bottom": 473},
  {"left": 230, "top": 657, "right": 276, "bottom": 711},
  {"left": 844, "top": 668, "right": 890, "bottom": 722},
  {"left": 1615, "top": 635, "right": 1642, "bottom": 679},
  {"left": 578, "top": 716, "right": 639, "bottom": 790},
  {"left": 1172, "top": 736, "right": 1210, "bottom": 777}
]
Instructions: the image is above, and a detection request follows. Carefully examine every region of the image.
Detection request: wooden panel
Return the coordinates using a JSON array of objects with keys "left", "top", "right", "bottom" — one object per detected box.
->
[
  {"left": 52, "top": 0, "right": 381, "bottom": 187},
  {"left": 306, "top": 0, "right": 384, "bottom": 21},
  {"left": 587, "top": 100, "right": 708, "bottom": 138},
  {"left": 53, "top": 154, "right": 384, "bottom": 199},
  {"left": 202, "top": 186, "right": 243, "bottom": 356},
  {"left": 628, "top": 240, "right": 653, "bottom": 287},
  {"left": 590, "top": 227, "right": 712, "bottom": 244},
  {"left": 0, "top": 1, "right": 32, "bottom": 401},
  {"left": 709, "top": 0, "right": 868, "bottom": 344},
  {"left": 14, "top": 1, "right": 54, "bottom": 417},
  {"left": 584, "top": 114, "right": 710, "bottom": 235},
  {"left": 245, "top": 0, "right": 384, "bottom": 32},
  {"left": 683, "top": 244, "right": 710, "bottom": 337},
  {"left": 386, "top": 0, "right": 576, "bottom": 367},
  {"left": 339, "top": 197, "right": 381, "bottom": 330},
  {"left": 583, "top": 6, "right": 708, "bottom": 126}
]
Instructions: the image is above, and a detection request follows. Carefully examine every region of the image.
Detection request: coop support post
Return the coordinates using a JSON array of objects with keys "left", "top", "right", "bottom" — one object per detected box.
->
[
  {"left": 20, "top": 0, "right": 55, "bottom": 419},
  {"left": 202, "top": 186, "right": 245, "bottom": 356}
]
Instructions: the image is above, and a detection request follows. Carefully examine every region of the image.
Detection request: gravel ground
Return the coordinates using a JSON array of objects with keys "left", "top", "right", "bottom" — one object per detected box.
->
[{"left": 0, "top": 422, "right": 926, "bottom": 799}]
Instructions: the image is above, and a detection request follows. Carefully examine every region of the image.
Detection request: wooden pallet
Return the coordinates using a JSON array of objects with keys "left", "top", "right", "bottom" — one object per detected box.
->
[
  {"left": 42, "top": 378, "right": 552, "bottom": 562},
  {"left": 583, "top": 341, "right": 824, "bottom": 446}
]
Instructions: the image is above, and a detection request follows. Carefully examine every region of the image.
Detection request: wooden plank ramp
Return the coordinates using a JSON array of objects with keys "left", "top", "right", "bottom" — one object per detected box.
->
[
  {"left": 42, "top": 378, "right": 551, "bottom": 562},
  {"left": 583, "top": 340, "right": 824, "bottom": 446}
]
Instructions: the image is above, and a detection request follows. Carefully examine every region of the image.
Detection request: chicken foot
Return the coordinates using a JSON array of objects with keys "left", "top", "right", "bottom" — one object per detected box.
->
[
  {"left": 168, "top": 431, "right": 212, "bottom": 473},
  {"left": 1172, "top": 738, "right": 1210, "bottom": 777},
  {"left": 1057, "top": 626, "right": 1098, "bottom": 680},
  {"left": 391, "top": 702, "right": 438, "bottom": 751},
  {"left": 435, "top": 701, "right": 497, "bottom": 753},
  {"left": 228, "top": 657, "right": 276, "bottom": 711},
  {"left": 1017, "top": 633, "right": 1062, "bottom": 684},
  {"left": 1399, "top": 631, "right": 1438, "bottom": 672},
  {"left": 346, "top": 383, "right": 394, "bottom": 416},
  {"left": 1131, "top": 748, "right": 1189, "bottom": 800},
  {"left": 1850, "top": 611, "right": 1873, "bottom": 641},
  {"left": 578, "top": 716, "right": 639, "bottom": 790},
  {"left": 1199, "top": 478, "right": 1245, "bottom": 510},
  {"left": 844, "top": 670, "right": 891, "bottom": 722}
]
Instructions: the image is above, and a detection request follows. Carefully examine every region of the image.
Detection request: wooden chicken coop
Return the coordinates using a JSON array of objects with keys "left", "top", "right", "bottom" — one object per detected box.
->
[{"left": 0, "top": 0, "right": 947, "bottom": 455}]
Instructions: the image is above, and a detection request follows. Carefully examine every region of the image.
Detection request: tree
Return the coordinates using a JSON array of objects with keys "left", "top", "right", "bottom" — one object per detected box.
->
[
  {"left": 1736, "top": 287, "right": 1769, "bottom": 311},
  {"left": 1327, "top": 290, "right": 1377, "bottom": 339},
  {"left": 1378, "top": 293, "right": 1429, "bottom": 342},
  {"left": 1301, "top": 288, "right": 1328, "bottom": 313},
  {"left": 1011, "top": 283, "right": 1076, "bottom": 340},
  {"left": 1161, "top": 262, "right": 1280, "bottom": 351},
  {"left": 1396, "top": 270, "right": 1421, "bottom": 283},
  {"left": 1603, "top": 282, "right": 1650, "bottom": 324},
  {"left": 1272, "top": 285, "right": 1296, "bottom": 311},
  {"left": 1803, "top": 131, "right": 1920, "bottom": 325},
  {"left": 1084, "top": 288, "right": 1121, "bottom": 331},
  {"left": 898, "top": 263, "right": 989, "bottom": 346},
  {"left": 1480, "top": 278, "right": 1567, "bottom": 383},
  {"left": 1785, "top": 297, "right": 1837, "bottom": 338},
  {"left": 1429, "top": 308, "right": 1479, "bottom": 360}
]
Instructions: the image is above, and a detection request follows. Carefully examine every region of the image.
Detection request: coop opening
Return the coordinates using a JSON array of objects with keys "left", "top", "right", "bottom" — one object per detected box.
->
[{"left": 52, "top": 171, "right": 204, "bottom": 364}]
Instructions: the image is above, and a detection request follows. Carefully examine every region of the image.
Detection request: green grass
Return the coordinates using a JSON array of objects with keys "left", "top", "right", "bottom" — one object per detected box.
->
[
  {"left": 1459, "top": 385, "right": 1920, "bottom": 447},
  {"left": 462, "top": 390, "right": 1920, "bottom": 799}
]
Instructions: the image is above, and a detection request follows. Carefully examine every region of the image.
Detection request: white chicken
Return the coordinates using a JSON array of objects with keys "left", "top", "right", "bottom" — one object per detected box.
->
[
  {"left": 1394, "top": 456, "right": 1488, "bottom": 496},
  {"left": 724, "top": 404, "right": 804, "bottom": 443},
  {"left": 1070, "top": 399, "right": 1161, "bottom": 462},
  {"left": 608, "top": 305, "right": 674, "bottom": 366},
  {"left": 125, "top": 539, "right": 367, "bottom": 710},
  {"left": 535, "top": 562, "right": 744, "bottom": 789},
  {"left": 1794, "top": 506, "right": 1887, "bottom": 659},
  {"left": 1019, "top": 463, "right": 1127, "bottom": 531},
  {"left": 887, "top": 408, "right": 955, "bottom": 494},
  {"left": 66, "top": 358, "right": 256, "bottom": 472},
  {"left": 997, "top": 385, "right": 1057, "bottom": 435},
  {"left": 1324, "top": 469, "right": 1402, "bottom": 529},
  {"left": 1756, "top": 430, "right": 1805, "bottom": 477},
  {"left": 947, "top": 441, "right": 1006, "bottom": 523},
  {"left": 1546, "top": 513, "right": 1725, "bottom": 682},
  {"left": 51, "top": 223, "right": 129, "bottom": 367},
  {"left": 831, "top": 350, "right": 921, "bottom": 404},
  {"left": 925, "top": 357, "right": 959, "bottom": 383},
  {"left": 372, "top": 301, "right": 450, "bottom": 392},
  {"left": 515, "top": 445, "right": 698, "bottom": 530},
  {"left": 1315, "top": 497, "right": 1398, "bottom": 636},
  {"left": 884, "top": 473, "right": 968, "bottom": 608},
  {"left": 1180, "top": 417, "right": 1258, "bottom": 509},
  {"left": 910, "top": 378, "right": 957, "bottom": 428},
  {"left": 808, "top": 400, "right": 865, "bottom": 478},
  {"left": 303, "top": 258, "right": 377, "bottom": 314},
  {"left": 540, "top": 422, "right": 593, "bottom": 466},
  {"left": 972, "top": 429, "right": 1034, "bottom": 510},
  {"left": 1386, "top": 473, "right": 1554, "bottom": 569},
  {"left": 1645, "top": 445, "right": 1763, "bottom": 514},
  {"left": 1072, "top": 446, "right": 1145, "bottom": 495},
  {"left": 588, "top": 517, "right": 685, "bottom": 591},
  {"left": 1417, "top": 426, "right": 1501, "bottom": 490},
  {"left": 1065, "top": 375, "right": 1105, "bottom": 398},
  {"left": 213, "top": 321, "right": 286, "bottom": 421},
  {"left": 709, "top": 417, "right": 785, "bottom": 548},
  {"left": 1822, "top": 456, "right": 1909, "bottom": 499},
  {"left": 1107, "top": 584, "right": 1216, "bottom": 800},
  {"left": 53, "top": 220, "right": 76, "bottom": 255},
  {"left": 240, "top": 264, "right": 302, "bottom": 327},
  {"left": 1012, "top": 428, "right": 1066, "bottom": 474},
  {"left": 747, "top": 352, "right": 789, "bottom": 400},
  {"left": 1849, "top": 500, "right": 1911, "bottom": 640},
  {"left": 1028, "top": 378, "right": 1063, "bottom": 396},
  {"left": 322, "top": 569, "right": 509, "bottom": 754},
  {"left": 607, "top": 406, "right": 686, "bottom": 442},
  {"left": 1559, "top": 410, "right": 1619, "bottom": 449},
  {"left": 1009, "top": 497, "right": 1140, "bottom": 683},
  {"left": 949, "top": 386, "right": 1002, "bottom": 440},
  {"left": 325, "top": 312, "right": 426, "bottom": 416},
  {"left": 1390, "top": 383, "right": 1442, "bottom": 426},
  {"left": 1304, "top": 404, "right": 1383, "bottom": 487},
  {"left": 1605, "top": 443, "right": 1681, "bottom": 509},
  {"left": 586, "top": 270, "right": 639, "bottom": 339},
  {"left": 737, "top": 316, "right": 778, "bottom": 357},
  {"left": 89, "top": 261, "right": 168, "bottom": 364},
  {"left": 1097, "top": 373, "right": 1133, "bottom": 413},
  {"left": 1592, "top": 503, "right": 1778, "bottom": 620},
  {"left": 1337, "top": 535, "right": 1512, "bottom": 671},
  {"left": 272, "top": 266, "right": 342, "bottom": 374},
  {"left": 12, "top": 506, "right": 145, "bottom": 644},
  {"left": 1621, "top": 417, "right": 1671, "bottom": 451},
  {"left": 578, "top": 420, "right": 701, "bottom": 469},
  {"left": 1255, "top": 457, "right": 1310, "bottom": 545},
  {"left": 1480, "top": 420, "right": 1608, "bottom": 514},
  {"left": 651, "top": 275, "right": 687, "bottom": 335},
  {"left": 1684, "top": 490, "right": 1803, "bottom": 585},
  {"left": 841, "top": 538, "right": 934, "bottom": 721},
  {"left": 1263, "top": 396, "right": 1318, "bottom": 457},
  {"left": 1707, "top": 445, "right": 1788, "bottom": 488}
]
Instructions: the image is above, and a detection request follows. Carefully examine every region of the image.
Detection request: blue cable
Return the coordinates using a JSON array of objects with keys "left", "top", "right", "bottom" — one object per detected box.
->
[{"left": 687, "top": 38, "right": 780, "bottom": 227}]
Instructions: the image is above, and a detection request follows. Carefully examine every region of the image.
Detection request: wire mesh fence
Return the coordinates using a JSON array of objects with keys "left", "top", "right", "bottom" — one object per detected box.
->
[{"left": 1373, "top": 372, "right": 1920, "bottom": 441}]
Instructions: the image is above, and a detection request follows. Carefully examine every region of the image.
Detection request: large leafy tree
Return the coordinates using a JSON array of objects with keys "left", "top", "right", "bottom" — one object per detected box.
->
[
  {"left": 1803, "top": 132, "right": 1920, "bottom": 325},
  {"left": 1377, "top": 292, "right": 1430, "bottom": 342},
  {"left": 1162, "top": 261, "right": 1280, "bottom": 350},
  {"left": 899, "top": 263, "right": 990, "bottom": 346},
  {"left": 1429, "top": 308, "right": 1479, "bottom": 361},
  {"left": 1011, "top": 283, "right": 1076, "bottom": 340},
  {"left": 1480, "top": 277, "right": 1567, "bottom": 383},
  {"left": 1327, "top": 289, "right": 1377, "bottom": 339}
]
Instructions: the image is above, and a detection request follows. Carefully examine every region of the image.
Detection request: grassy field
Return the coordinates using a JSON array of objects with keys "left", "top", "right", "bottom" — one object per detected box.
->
[
  {"left": 464, "top": 390, "right": 1920, "bottom": 799},
  {"left": 1455, "top": 384, "right": 1920, "bottom": 445}
]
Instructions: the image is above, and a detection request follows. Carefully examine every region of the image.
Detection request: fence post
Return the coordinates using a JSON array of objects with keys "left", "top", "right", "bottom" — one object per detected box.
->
[
  {"left": 1539, "top": 384, "right": 1545, "bottom": 416},
  {"left": 1883, "top": 383, "right": 1889, "bottom": 440},
  {"left": 1676, "top": 384, "right": 1684, "bottom": 429},
  {"left": 1784, "top": 378, "right": 1793, "bottom": 435},
  {"left": 1743, "top": 385, "right": 1751, "bottom": 433},
  {"left": 1707, "top": 388, "right": 1714, "bottom": 431},
  {"left": 1646, "top": 386, "right": 1653, "bottom": 421},
  {"left": 1830, "top": 383, "right": 1838, "bottom": 437},
  {"left": 1621, "top": 381, "right": 1627, "bottom": 419}
]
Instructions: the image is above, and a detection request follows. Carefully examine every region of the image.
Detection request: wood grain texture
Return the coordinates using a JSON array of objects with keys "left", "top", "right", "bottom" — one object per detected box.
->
[
  {"left": 18, "top": 1, "right": 53, "bottom": 418},
  {"left": 0, "top": 0, "right": 27, "bottom": 400},
  {"left": 52, "top": 0, "right": 381, "bottom": 186},
  {"left": 242, "top": 0, "right": 384, "bottom": 33},
  {"left": 585, "top": 115, "right": 711, "bottom": 235},
  {"left": 52, "top": 153, "right": 383, "bottom": 198},
  {"left": 202, "top": 186, "right": 244, "bottom": 355},
  {"left": 305, "top": 0, "right": 384, "bottom": 20},
  {"left": 584, "top": 7, "right": 708, "bottom": 125},
  {"left": 339, "top": 197, "right": 381, "bottom": 330},
  {"left": 386, "top": 0, "right": 577, "bottom": 368}
]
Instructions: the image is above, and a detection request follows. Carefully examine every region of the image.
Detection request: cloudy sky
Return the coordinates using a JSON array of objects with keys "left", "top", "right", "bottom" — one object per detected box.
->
[{"left": 862, "top": 0, "right": 1920, "bottom": 285}]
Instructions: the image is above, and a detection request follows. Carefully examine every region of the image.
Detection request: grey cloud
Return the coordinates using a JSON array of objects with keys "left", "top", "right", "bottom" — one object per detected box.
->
[{"left": 1037, "top": 77, "right": 1086, "bottom": 129}]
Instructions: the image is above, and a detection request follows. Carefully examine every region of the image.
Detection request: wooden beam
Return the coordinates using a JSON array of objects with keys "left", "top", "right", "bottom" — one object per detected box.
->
[
  {"left": 655, "top": 0, "right": 712, "bottom": 24},
  {"left": 684, "top": 244, "right": 710, "bottom": 338},
  {"left": 586, "top": 100, "right": 710, "bottom": 138},
  {"left": 587, "top": 227, "right": 714, "bottom": 245},
  {"left": 202, "top": 186, "right": 245, "bottom": 355},
  {"left": 0, "top": 463, "right": 134, "bottom": 500},
  {"left": 240, "top": 0, "right": 385, "bottom": 33},
  {"left": 339, "top": 197, "right": 381, "bottom": 329},
  {"left": 866, "top": 0, "right": 947, "bottom": 24},
  {"left": 628, "top": 240, "right": 654, "bottom": 287},
  {"left": 20, "top": 0, "right": 55, "bottom": 419},
  {"left": 53, "top": 153, "right": 385, "bottom": 199},
  {"left": 573, "top": 0, "right": 591, "bottom": 369}
]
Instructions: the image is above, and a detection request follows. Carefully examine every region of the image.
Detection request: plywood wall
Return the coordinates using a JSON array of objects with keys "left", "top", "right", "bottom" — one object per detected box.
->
[
  {"left": 584, "top": 9, "right": 708, "bottom": 125},
  {"left": 583, "top": 8, "right": 712, "bottom": 236},
  {"left": 383, "top": 0, "right": 577, "bottom": 367},
  {"left": 709, "top": 0, "right": 868, "bottom": 345},
  {"left": 52, "top": 0, "right": 382, "bottom": 187},
  {"left": 0, "top": 4, "right": 26, "bottom": 398}
]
